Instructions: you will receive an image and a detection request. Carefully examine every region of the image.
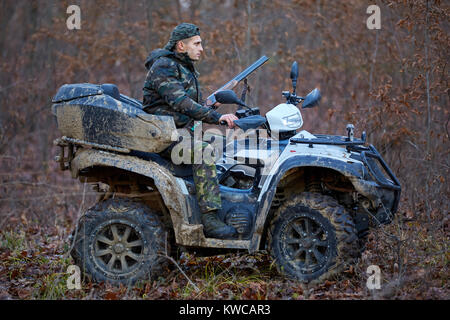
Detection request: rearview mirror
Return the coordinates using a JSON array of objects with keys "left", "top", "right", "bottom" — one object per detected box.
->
[
  {"left": 214, "top": 90, "right": 247, "bottom": 107},
  {"left": 290, "top": 61, "right": 298, "bottom": 81},
  {"left": 302, "top": 88, "right": 321, "bottom": 108}
]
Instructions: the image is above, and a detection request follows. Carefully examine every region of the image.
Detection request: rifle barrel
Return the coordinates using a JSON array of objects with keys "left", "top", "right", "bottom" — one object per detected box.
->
[
  {"left": 234, "top": 56, "right": 269, "bottom": 82},
  {"left": 207, "top": 55, "right": 269, "bottom": 107}
]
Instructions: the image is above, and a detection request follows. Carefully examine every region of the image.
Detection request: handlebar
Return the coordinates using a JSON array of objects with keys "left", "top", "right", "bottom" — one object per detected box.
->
[
  {"left": 282, "top": 91, "right": 304, "bottom": 106},
  {"left": 220, "top": 115, "right": 267, "bottom": 131}
]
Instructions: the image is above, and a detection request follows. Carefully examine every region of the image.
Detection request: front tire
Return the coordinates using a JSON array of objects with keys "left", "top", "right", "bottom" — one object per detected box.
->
[
  {"left": 71, "top": 198, "right": 169, "bottom": 285},
  {"left": 268, "top": 192, "right": 360, "bottom": 283}
]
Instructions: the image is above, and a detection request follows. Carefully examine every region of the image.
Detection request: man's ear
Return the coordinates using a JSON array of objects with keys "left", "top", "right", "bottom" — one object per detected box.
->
[{"left": 176, "top": 40, "right": 185, "bottom": 53}]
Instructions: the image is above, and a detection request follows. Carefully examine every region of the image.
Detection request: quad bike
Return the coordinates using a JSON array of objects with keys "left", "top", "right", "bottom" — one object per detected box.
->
[{"left": 51, "top": 59, "right": 401, "bottom": 285}]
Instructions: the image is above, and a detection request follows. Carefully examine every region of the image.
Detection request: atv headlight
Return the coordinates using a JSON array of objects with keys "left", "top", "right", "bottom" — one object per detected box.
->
[
  {"left": 266, "top": 103, "right": 303, "bottom": 132},
  {"left": 282, "top": 113, "right": 302, "bottom": 128}
]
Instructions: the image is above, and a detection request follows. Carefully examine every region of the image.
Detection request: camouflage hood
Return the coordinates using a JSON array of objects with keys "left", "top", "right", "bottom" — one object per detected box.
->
[
  {"left": 144, "top": 49, "right": 174, "bottom": 70},
  {"left": 144, "top": 49, "right": 196, "bottom": 72}
]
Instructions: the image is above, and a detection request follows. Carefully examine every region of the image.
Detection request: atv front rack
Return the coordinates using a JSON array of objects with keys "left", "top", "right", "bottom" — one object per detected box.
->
[
  {"left": 290, "top": 134, "right": 401, "bottom": 191},
  {"left": 290, "top": 133, "right": 366, "bottom": 148}
]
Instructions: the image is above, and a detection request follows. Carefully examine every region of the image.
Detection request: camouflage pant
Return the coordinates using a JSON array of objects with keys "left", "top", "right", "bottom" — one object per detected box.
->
[{"left": 162, "top": 140, "right": 222, "bottom": 213}]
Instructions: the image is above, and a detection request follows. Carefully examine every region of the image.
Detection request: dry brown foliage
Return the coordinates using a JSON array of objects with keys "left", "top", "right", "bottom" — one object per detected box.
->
[{"left": 0, "top": 0, "right": 448, "bottom": 300}]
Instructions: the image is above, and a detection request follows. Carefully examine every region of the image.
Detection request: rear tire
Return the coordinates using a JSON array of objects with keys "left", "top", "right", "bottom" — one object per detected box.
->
[
  {"left": 268, "top": 192, "right": 360, "bottom": 283},
  {"left": 71, "top": 198, "right": 169, "bottom": 285}
]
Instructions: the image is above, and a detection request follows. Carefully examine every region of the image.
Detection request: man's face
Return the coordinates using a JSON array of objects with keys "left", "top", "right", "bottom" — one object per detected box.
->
[{"left": 177, "top": 35, "right": 203, "bottom": 61}]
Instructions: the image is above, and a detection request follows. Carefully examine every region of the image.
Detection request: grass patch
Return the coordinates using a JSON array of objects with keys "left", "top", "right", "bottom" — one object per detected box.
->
[{"left": 0, "top": 230, "right": 26, "bottom": 252}]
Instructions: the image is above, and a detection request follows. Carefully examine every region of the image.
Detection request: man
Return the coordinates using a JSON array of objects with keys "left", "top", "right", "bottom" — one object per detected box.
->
[{"left": 143, "top": 23, "right": 238, "bottom": 239}]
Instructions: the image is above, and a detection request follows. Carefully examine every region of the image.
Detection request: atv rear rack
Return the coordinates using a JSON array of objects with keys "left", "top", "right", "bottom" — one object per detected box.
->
[{"left": 53, "top": 136, "right": 130, "bottom": 170}]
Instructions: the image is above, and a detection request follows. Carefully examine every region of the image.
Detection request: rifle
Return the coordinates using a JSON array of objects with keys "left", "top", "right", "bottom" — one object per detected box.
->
[
  {"left": 186, "top": 55, "right": 269, "bottom": 132},
  {"left": 205, "top": 55, "right": 269, "bottom": 108}
]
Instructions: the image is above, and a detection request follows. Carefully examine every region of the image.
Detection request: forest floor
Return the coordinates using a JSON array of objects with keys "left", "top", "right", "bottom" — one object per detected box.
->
[
  {"left": 1, "top": 0, "right": 448, "bottom": 302},
  {"left": 0, "top": 149, "right": 448, "bottom": 300},
  {"left": 0, "top": 205, "right": 448, "bottom": 300}
]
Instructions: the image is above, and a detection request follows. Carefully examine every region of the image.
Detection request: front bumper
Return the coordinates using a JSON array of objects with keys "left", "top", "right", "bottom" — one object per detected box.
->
[
  {"left": 359, "top": 144, "right": 401, "bottom": 213},
  {"left": 349, "top": 144, "right": 401, "bottom": 224}
]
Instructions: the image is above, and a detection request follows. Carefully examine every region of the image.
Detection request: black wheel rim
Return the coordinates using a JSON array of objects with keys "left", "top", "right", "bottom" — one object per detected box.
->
[
  {"left": 282, "top": 216, "right": 330, "bottom": 273},
  {"left": 93, "top": 223, "right": 144, "bottom": 276}
]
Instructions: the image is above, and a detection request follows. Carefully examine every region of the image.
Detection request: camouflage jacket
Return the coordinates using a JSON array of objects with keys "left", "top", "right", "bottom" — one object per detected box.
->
[{"left": 143, "top": 49, "right": 222, "bottom": 128}]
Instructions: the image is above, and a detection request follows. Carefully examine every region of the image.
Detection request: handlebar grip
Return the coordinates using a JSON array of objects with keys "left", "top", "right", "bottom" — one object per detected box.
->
[{"left": 219, "top": 120, "right": 227, "bottom": 125}]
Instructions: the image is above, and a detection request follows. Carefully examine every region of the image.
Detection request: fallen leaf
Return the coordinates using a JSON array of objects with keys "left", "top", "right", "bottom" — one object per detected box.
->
[
  {"left": 104, "top": 291, "right": 119, "bottom": 300},
  {"left": 17, "top": 288, "right": 31, "bottom": 299}
]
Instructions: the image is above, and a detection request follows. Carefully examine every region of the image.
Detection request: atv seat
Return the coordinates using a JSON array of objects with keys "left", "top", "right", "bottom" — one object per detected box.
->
[
  {"left": 129, "top": 150, "right": 193, "bottom": 177},
  {"left": 101, "top": 83, "right": 143, "bottom": 109},
  {"left": 101, "top": 84, "right": 120, "bottom": 100}
]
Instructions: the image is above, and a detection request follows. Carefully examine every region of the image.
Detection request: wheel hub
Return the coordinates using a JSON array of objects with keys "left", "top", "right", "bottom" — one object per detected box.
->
[
  {"left": 113, "top": 243, "right": 125, "bottom": 254},
  {"left": 302, "top": 238, "right": 313, "bottom": 249}
]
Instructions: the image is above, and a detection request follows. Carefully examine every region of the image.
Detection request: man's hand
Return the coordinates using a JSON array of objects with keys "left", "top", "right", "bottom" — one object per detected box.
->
[{"left": 219, "top": 114, "right": 238, "bottom": 129}]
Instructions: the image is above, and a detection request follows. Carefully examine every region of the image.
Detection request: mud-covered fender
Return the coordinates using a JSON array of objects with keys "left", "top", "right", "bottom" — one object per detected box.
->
[
  {"left": 70, "top": 148, "right": 192, "bottom": 242},
  {"left": 250, "top": 155, "right": 372, "bottom": 252}
]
